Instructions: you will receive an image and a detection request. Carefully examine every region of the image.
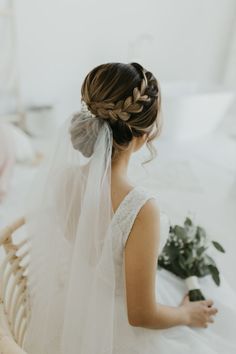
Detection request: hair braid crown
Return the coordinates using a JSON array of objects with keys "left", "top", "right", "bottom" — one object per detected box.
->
[{"left": 87, "top": 72, "right": 151, "bottom": 123}]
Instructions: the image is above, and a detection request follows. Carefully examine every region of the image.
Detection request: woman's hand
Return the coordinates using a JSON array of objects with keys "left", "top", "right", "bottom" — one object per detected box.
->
[{"left": 180, "top": 294, "right": 218, "bottom": 328}]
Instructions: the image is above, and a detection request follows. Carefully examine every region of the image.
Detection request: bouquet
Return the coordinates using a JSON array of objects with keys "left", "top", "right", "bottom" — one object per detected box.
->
[{"left": 158, "top": 217, "right": 225, "bottom": 301}]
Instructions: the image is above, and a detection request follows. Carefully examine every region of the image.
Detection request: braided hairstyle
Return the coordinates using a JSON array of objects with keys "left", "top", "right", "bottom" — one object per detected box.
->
[{"left": 79, "top": 62, "right": 161, "bottom": 160}]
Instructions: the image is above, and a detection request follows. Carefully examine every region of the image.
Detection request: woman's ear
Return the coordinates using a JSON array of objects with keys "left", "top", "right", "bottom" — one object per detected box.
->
[
  {"left": 143, "top": 133, "right": 148, "bottom": 142},
  {"left": 140, "top": 133, "right": 148, "bottom": 145},
  {"left": 132, "top": 133, "right": 148, "bottom": 152}
]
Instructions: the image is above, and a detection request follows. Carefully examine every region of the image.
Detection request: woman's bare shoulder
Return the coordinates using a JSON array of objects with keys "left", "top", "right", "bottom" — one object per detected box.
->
[
  {"left": 137, "top": 197, "right": 160, "bottom": 222},
  {"left": 125, "top": 196, "right": 160, "bottom": 249}
]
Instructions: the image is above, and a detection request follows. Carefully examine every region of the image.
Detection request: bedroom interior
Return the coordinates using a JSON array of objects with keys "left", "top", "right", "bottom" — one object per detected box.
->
[
  {"left": 1, "top": 0, "right": 236, "bottom": 282},
  {"left": 0, "top": 0, "right": 236, "bottom": 351}
]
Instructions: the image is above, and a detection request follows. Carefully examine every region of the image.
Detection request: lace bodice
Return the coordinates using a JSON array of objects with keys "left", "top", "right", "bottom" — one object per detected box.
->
[
  {"left": 110, "top": 185, "right": 170, "bottom": 296},
  {"left": 111, "top": 185, "right": 170, "bottom": 252}
]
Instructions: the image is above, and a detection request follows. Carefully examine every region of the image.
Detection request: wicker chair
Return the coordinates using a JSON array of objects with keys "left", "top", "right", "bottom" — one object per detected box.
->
[{"left": 0, "top": 218, "right": 29, "bottom": 353}]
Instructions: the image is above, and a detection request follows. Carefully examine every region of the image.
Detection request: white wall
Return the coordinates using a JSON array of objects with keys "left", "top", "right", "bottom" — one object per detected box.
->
[
  {"left": 224, "top": 10, "right": 236, "bottom": 88},
  {"left": 14, "top": 0, "right": 236, "bottom": 115}
]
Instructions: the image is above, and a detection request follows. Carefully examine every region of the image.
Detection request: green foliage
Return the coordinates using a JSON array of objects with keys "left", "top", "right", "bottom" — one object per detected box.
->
[
  {"left": 208, "top": 265, "right": 220, "bottom": 286},
  {"left": 158, "top": 217, "right": 225, "bottom": 287},
  {"left": 212, "top": 241, "right": 225, "bottom": 253},
  {"left": 184, "top": 217, "right": 192, "bottom": 227}
]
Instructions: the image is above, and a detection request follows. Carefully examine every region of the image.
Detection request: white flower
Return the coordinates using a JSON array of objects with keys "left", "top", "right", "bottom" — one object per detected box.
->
[{"left": 192, "top": 249, "right": 197, "bottom": 258}]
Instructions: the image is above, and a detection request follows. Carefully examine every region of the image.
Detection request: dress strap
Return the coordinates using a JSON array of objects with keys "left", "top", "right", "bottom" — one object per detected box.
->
[{"left": 112, "top": 186, "right": 157, "bottom": 248}]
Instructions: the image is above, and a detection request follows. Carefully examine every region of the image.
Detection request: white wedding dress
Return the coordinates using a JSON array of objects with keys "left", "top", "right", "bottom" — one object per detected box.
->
[{"left": 111, "top": 185, "right": 236, "bottom": 354}]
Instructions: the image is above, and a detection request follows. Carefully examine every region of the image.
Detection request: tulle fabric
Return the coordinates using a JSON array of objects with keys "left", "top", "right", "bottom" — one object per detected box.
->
[
  {"left": 21, "top": 106, "right": 236, "bottom": 354},
  {"left": 23, "top": 113, "right": 115, "bottom": 354}
]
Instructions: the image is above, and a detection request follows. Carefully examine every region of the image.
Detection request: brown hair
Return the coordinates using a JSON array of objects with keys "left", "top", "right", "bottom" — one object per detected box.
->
[{"left": 80, "top": 62, "right": 162, "bottom": 161}]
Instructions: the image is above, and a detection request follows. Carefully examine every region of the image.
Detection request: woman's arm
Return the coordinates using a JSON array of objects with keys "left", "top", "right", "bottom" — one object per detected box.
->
[{"left": 124, "top": 199, "right": 217, "bottom": 329}]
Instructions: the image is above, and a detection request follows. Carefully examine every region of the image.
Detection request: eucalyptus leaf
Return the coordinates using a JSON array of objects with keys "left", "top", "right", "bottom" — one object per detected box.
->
[
  {"left": 208, "top": 265, "right": 220, "bottom": 286},
  {"left": 179, "top": 255, "right": 187, "bottom": 271},
  {"left": 195, "top": 226, "right": 206, "bottom": 245},
  {"left": 184, "top": 217, "right": 192, "bottom": 227},
  {"left": 185, "top": 255, "right": 194, "bottom": 266},
  {"left": 174, "top": 225, "right": 187, "bottom": 239},
  {"left": 198, "top": 226, "right": 207, "bottom": 238},
  {"left": 168, "top": 246, "right": 180, "bottom": 260},
  {"left": 197, "top": 246, "right": 207, "bottom": 257},
  {"left": 212, "top": 241, "right": 225, "bottom": 253}
]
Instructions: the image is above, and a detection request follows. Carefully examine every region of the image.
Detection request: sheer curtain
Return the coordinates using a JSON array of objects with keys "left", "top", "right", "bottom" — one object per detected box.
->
[{"left": 0, "top": 0, "right": 20, "bottom": 116}]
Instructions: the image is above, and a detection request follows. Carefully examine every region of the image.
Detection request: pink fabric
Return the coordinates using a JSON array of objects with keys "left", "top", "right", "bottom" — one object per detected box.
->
[{"left": 0, "top": 122, "right": 16, "bottom": 201}]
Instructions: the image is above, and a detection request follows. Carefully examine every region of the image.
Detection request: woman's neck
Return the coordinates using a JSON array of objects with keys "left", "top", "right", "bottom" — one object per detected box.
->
[{"left": 111, "top": 150, "right": 132, "bottom": 182}]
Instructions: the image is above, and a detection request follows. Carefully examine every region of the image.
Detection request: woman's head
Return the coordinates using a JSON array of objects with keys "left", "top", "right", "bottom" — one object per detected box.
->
[{"left": 71, "top": 62, "right": 162, "bottom": 161}]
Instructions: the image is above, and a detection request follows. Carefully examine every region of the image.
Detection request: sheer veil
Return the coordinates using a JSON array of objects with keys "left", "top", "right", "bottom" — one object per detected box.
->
[{"left": 23, "top": 101, "right": 116, "bottom": 354}]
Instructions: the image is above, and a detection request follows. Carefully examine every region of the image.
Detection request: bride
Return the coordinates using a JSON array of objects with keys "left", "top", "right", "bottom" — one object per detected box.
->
[{"left": 23, "top": 62, "right": 236, "bottom": 354}]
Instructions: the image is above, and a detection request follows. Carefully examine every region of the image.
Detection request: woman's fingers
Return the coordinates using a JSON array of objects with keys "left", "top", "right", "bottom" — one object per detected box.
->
[
  {"left": 202, "top": 299, "right": 214, "bottom": 307},
  {"left": 208, "top": 307, "right": 218, "bottom": 315},
  {"left": 201, "top": 300, "right": 218, "bottom": 328}
]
